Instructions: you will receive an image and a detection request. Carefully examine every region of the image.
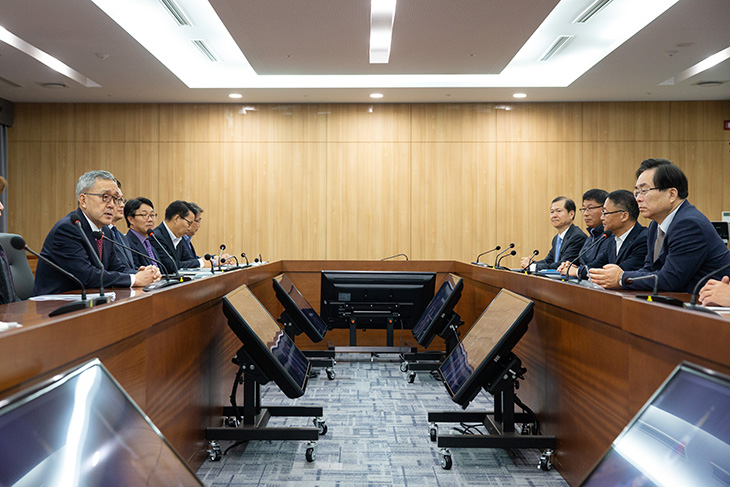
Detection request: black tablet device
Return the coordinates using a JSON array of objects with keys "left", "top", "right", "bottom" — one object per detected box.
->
[
  {"left": 0, "top": 359, "right": 203, "bottom": 487},
  {"left": 411, "top": 273, "right": 464, "bottom": 347},
  {"left": 439, "top": 289, "right": 533, "bottom": 408},
  {"left": 273, "top": 273, "right": 328, "bottom": 342},
  {"left": 581, "top": 361, "right": 730, "bottom": 487},
  {"left": 222, "top": 285, "right": 311, "bottom": 399}
]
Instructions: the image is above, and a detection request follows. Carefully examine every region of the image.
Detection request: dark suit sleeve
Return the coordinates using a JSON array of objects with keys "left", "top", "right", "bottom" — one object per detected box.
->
[
  {"left": 559, "top": 226, "right": 587, "bottom": 264},
  {"left": 177, "top": 241, "right": 201, "bottom": 269},
  {"left": 535, "top": 235, "right": 558, "bottom": 271},
  {"left": 577, "top": 242, "right": 612, "bottom": 280}
]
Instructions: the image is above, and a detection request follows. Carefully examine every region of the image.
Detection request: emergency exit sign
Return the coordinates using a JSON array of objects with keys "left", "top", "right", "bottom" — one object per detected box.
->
[{"left": 725, "top": 120, "right": 730, "bottom": 130}]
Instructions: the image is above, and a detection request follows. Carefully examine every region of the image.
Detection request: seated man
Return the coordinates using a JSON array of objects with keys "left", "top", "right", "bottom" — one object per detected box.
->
[
  {"left": 182, "top": 202, "right": 202, "bottom": 258},
  {"left": 0, "top": 176, "right": 18, "bottom": 304},
  {"left": 150, "top": 200, "right": 211, "bottom": 274},
  {"left": 590, "top": 159, "right": 730, "bottom": 293},
  {"left": 572, "top": 189, "right": 609, "bottom": 266},
  {"left": 520, "top": 196, "right": 587, "bottom": 271},
  {"left": 107, "top": 179, "right": 134, "bottom": 269},
  {"left": 33, "top": 170, "right": 161, "bottom": 295},
  {"left": 124, "top": 197, "right": 162, "bottom": 269},
  {"left": 562, "top": 189, "right": 648, "bottom": 279},
  {"left": 699, "top": 277, "right": 730, "bottom": 306}
]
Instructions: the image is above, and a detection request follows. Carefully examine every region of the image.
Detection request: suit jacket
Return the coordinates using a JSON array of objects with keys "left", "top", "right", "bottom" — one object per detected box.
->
[
  {"left": 535, "top": 224, "right": 587, "bottom": 270},
  {"left": 150, "top": 223, "right": 200, "bottom": 275},
  {"left": 126, "top": 230, "right": 163, "bottom": 270},
  {"left": 33, "top": 208, "right": 134, "bottom": 295},
  {"left": 576, "top": 222, "right": 648, "bottom": 280},
  {"left": 183, "top": 235, "right": 198, "bottom": 258},
  {"left": 575, "top": 224, "right": 609, "bottom": 266},
  {"left": 109, "top": 225, "right": 135, "bottom": 269},
  {"left": 622, "top": 201, "right": 730, "bottom": 293}
]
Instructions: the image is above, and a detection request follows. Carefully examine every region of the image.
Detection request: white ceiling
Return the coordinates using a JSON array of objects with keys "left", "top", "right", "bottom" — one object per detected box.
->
[{"left": 0, "top": 0, "right": 728, "bottom": 104}]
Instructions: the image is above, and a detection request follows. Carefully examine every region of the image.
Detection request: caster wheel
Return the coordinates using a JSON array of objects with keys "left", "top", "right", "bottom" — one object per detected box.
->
[
  {"left": 314, "top": 418, "right": 328, "bottom": 436},
  {"left": 439, "top": 449, "right": 452, "bottom": 470},
  {"left": 207, "top": 441, "right": 222, "bottom": 462},
  {"left": 429, "top": 423, "right": 438, "bottom": 442},
  {"left": 539, "top": 449, "right": 554, "bottom": 471},
  {"left": 326, "top": 368, "right": 336, "bottom": 380},
  {"left": 408, "top": 371, "right": 416, "bottom": 383},
  {"left": 305, "top": 442, "right": 317, "bottom": 462},
  {"left": 400, "top": 361, "right": 409, "bottom": 372},
  {"left": 224, "top": 417, "right": 238, "bottom": 427}
]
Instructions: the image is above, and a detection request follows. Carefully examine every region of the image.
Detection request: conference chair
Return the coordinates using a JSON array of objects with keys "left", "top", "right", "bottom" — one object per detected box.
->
[{"left": 0, "top": 233, "right": 34, "bottom": 300}]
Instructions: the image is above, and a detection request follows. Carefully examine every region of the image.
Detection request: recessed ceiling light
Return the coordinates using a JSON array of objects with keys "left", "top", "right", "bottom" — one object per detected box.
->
[
  {"left": 513, "top": 93, "right": 527, "bottom": 98},
  {"left": 370, "top": 0, "right": 397, "bottom": 64},
  {"left": 370, "top": 93, "right": 384, "bottom": 98},
  {"left": 229, "top": 93, "right": 242, "bottom": 99}
]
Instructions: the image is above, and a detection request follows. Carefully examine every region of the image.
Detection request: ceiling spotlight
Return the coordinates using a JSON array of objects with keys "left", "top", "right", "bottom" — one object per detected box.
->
[
  {"left": 370, "top": 93, "right": 384, "bottom": 99},
  {"left": 229, "top": 93, "right": 242, "bottom": 99},
  {"left": 513, "top": 93, "right": 527, "bottom": 98}
]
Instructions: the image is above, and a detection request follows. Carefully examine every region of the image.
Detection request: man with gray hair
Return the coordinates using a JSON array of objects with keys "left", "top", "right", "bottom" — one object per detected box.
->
[{"left": 33, "top": 170, "right": 161, "bottom": 295}]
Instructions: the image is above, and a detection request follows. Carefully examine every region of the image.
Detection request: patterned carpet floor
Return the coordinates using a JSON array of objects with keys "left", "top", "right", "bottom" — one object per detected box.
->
[{"left": 196, "top": 354, "right": 569, "bottom": 487}]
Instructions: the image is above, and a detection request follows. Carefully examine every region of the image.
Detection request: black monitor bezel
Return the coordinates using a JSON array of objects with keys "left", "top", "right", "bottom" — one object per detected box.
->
[
  {"left": 273, "top": 273, "right": 328, "bottom": 343},
  {"left": 440, "top": 288, "right": 534, "bottom": 408},
  {"left": 222, "top": 285, "right": 311, "bottom": 399},
  {"left": 411, "top": 273, "right": 464, "bottom": 348}
]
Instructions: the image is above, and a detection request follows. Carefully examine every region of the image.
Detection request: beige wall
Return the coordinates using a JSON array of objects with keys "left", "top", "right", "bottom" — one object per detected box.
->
[{"left": 8, "top": 101, "right": 730, "bottom": 263}]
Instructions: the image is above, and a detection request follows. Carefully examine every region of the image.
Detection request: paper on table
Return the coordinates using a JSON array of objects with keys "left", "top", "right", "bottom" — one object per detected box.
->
[{"left": 30, "top": 292, "right": 116, "bottom": 302}]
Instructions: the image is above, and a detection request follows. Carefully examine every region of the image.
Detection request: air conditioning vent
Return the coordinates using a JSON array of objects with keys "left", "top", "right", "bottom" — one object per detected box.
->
[
  {"left": 192, "top": 40, "right": 218, "bottom": 62},
  {"left": 539, "top": 36, "right": 574, "bottom": 61},
  {"left": 574, "top": 0, "right": 614, "bottom": 23},
  {"left": 158, "top": 0, "right": 192, "bottom": 26}
]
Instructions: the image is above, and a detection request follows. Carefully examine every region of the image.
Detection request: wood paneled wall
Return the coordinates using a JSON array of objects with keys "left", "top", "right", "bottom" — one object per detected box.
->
[{"left": 8, "top": 101, "right": 730, "bottom": 263}]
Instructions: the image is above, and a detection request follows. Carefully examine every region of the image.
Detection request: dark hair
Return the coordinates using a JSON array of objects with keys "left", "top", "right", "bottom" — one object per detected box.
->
[
  {"left": 552, "top": 196, "right": 576, "bottom": 216},
  {"left": 186, "top": 201, "right": 203, "bottom": 217},
  {"left": 606, "top": 189, "right": 639, "bottom": 221},
  {"left": 123, "top": 197, "right": 155, "bottom": 228},
  {"left": 165, "top": 200, "right": 191, "bottom": 221},
  {"left": 582, "top": 188, "right": 608, "bottom": 206},
  {"left": 635, "top": 158, "right": 688, "bottom": 199}
]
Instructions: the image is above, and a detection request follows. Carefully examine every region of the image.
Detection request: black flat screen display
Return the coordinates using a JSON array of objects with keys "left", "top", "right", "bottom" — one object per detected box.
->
[
  {"left": 581, "top": 362, "right": 730, "bottom": 487},
  {"left": 411, "top": 273, "right": 463, "bottom": 347},
  {"left": 273, "top": 273, "right": 328, "bottom": 342},
  {"left": 440, "top": 289, "right": 533, "bottom": 408},
  {"left": 222, "top": 285, "right": 311, "bottom": 399},
  {"left": 0, "top": 359, "right": 203, "bottom": 487}
]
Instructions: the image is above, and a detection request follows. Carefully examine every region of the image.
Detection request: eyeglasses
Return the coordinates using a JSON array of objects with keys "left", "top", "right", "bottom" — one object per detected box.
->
[
  {"left": 194, "top": 218, "right": 202, "bottom": 224},
  {"left": 181, "top": 216, "right": 193, "bottom": 226},
  {"left": 579, "top": 206, "right": 603, "bottom": 213},
  {"left": 601, "top": 209, "right": 626, "bottom": 216},
  {"left": 85, "top": 193, "right": 125, "bottom": 206},
  {"left": 133, "top": 212, "right": 157, "bottom": 220},
  {"left": 633, "top": 187, "right": 660, "bottom": 198}
]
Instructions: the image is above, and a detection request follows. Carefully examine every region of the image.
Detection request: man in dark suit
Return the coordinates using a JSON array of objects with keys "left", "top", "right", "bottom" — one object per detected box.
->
[
  {"left": 182, "top": 202, "right": 202, "bottom": 258},
  {"left": 562, "top": 189, "right": 648, "bottom": 280},
  {"left": 107, "top": 180, "right": 134, "bottom": 269},
  {"left": 521, "top": 196, "right": 587, "bottom": 271},
  {"left": 33, "top": 170, "right": 161, "bottom": 295},
  {"left": 150, "top": 200, "right": 211, "bottom": 274},
  {"left": 123, "top": 197, "right": 163, "bottom": 270},
  {"left": 571, "top": 188, "right": 609, "bottom": 266},
  {"left": 591, "top": 159, "right": 730, "bottom": 293}
]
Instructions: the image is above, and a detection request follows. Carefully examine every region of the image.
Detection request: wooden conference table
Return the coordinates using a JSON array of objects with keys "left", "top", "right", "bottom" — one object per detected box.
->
[{"left": 0, "top": 260, "right": 728, "bottom": 486}]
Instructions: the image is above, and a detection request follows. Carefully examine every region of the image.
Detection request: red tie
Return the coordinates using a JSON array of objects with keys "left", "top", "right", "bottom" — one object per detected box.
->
[{"left": 96, "top": 237, "right": 103, "bottom": 261}]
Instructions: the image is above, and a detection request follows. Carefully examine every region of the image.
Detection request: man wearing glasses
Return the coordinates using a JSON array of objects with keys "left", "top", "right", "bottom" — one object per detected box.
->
[
  {"left": 150, "top": 200, "right": 211, "bottom": 274},
  {"left": 557, "top": 188, "right": 608, "bottom": 274},
  {"left": 33, "top": 170, "right": 161, "bottom": 295},
  {"left": 562, "top": 190, "right": 648, "bottom": 280},
  {"left": 124, "top": 197, "right": 162, "bottom": 269},
  {"left": 590, "top": 159, "right": 730, "bottom": 292},
  {"left": 107, "top": 179, "right": 134, "bottom": 269}
]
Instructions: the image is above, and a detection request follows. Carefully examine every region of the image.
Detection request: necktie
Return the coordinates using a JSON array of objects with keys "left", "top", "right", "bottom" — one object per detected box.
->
[
  {"left": 653, "top": 227, "right": 665, "bottom": 262},
  {"left": 143, "top": 239, "right": 158, "bottom": 267},
  {"left": 554, "top": 236, "right": 562, "bottom": 263},
  {"left": 96, "top": 237, "right": 103, "bottom": 261}
]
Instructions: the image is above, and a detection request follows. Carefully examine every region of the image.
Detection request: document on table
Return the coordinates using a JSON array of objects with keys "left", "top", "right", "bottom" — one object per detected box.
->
[{"left": 30, "top": 292, "right": 116, "bottom": 302}]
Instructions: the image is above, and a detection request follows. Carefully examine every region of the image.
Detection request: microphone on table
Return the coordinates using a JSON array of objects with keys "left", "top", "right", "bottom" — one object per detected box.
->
[
  {"left": 626, "top": 274, "right": 683, "bottom": 307},
  {"left": 10, "top": 236, "right": 103, "bottom": 317},
  {"left": 91, "top": 231, "right": 176, "bottom": 291},
  {"left": 224, "top": 255, "right": 240, "bottom": 271},
  {"left": 70, "top": 215, "right": 108, "bottom": 303},
  {"left": 254, "top": 253, "right": 263, "bottom": 264},
  {"left": 381, "top": 253, "right": 409, "bottom": 261},
  {"left": 147, "top": 229, "right": 181, "bottom": 280},
  {"left": 523, "top": 250, "right": 539, "bottom": 274},
  {"left": 204, "top": 254, "right": 216, "bottom": 274},
  {"left": 473, "top": 246, "right": 500, "bottom": 266},
  {"left": 684, "top": 261, "right": 730, "bottom": 314},
  {"left": 563, "top": 231, "right": 612, "bottom": 280},
  {"left": 495, "top": 250, "right": 517, "bottom": 270},
  {"left": 241, "top": 253, "right": 250, "bottom": 265},
  {"left": 494, "top": 243, "right": 515, "bottom": 268},
  {"left": 217, "top": 244, "right": 226, "bottom": 271}
]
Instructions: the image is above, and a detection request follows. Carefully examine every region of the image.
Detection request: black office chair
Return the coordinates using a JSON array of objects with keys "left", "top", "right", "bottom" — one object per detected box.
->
[{"left": 0, "top": 233, "right": 34, "bottom": 300}]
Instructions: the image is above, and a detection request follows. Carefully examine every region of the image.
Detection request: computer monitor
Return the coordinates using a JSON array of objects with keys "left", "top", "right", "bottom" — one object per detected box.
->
[
  {"left": 439, "top": 289, "right": 534, "bottom": 408},
  {"left": 411, "top": 273, "right": 464, "bottom": 348},
  {"left": 222, "top": 285, "right": 311, "bottom": 399},
  {"left": 581, "top": 362, "right": 730, "bottom": 487},
  {"left": 0, "top": 359, "right": 203, "bottom": 487},
  {"left": 319, "top": 271, "right": 436, "bottom": 329},
  {"left": 712, "top": 221, "right": 729, "bottom": 244},
  {"left": 273, "top": 273, "right": 328, "bottom": 342}
]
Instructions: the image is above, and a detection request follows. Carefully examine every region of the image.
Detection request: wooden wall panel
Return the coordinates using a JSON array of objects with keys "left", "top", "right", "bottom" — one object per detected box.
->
[
  {"left": 669, "top": 100, "right": 730, "bottom": 142},
  {"left": 411, "top": 103, "right": 497, "bottom": 142},
  {"left": 74, "top": 104, "right": 160, "bottom": 142},
  {"left": 325, "top": 142, "right": 411, "bottom": 259},
  {"left": 326, "top": 104, "right": 411, "bottom": 142},
  {"left": 7, "top": 103, "right": 75, "bottom": 142},
  {"left": 668, "top": 141, "right": 727, "bottom": 219},
  {"left": 582, "top": 102, "right": 671, "bottom": 141},
  {"left": 496, "top": 103, "right": 583, "bottom": 142}
]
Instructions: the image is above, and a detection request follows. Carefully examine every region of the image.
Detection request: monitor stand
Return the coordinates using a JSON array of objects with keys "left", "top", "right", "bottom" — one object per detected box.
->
[
  {"left": 427, "top": 353, "right": 557, "bottom": 470},
  {"left": 330, "top": 314, "right": 417, "bottom": 357},
  {"left": 205, "top": 347, "right": 327, "bottom": 463},
  {"left": 400, "top": 312, "right": 463, "bottom": 383}
]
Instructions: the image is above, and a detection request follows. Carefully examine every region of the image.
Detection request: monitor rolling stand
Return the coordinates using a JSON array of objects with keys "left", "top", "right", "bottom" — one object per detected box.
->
[{"left": 205, "top": 347, "right": 327, "bottom": 463}]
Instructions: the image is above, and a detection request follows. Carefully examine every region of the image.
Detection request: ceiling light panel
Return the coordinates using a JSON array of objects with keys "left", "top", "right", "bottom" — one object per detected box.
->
[{"left": 370, "top": 0, "right": 397, "bottom": 63}]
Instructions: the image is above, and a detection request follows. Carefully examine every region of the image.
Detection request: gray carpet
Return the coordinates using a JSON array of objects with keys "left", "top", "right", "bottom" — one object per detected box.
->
[{"left": 196, "top": 354, "right": 569, "bottom": 487}]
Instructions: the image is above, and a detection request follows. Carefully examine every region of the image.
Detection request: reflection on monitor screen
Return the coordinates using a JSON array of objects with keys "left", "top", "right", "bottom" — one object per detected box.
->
[
  {"left": 223, "top": 285, "right": 310, "bottom": 398},
  {"left": 273, "top": 273, "right": 328, "bottom": 342},
  {"left": 581, "top": 362, "right": 730, "bottom": 487},
  {"left": 0, "top": 359, "right": 203, "bottom": 487},
  {"left": 411, "top": 273, "right": 463, "bottom": 348}
]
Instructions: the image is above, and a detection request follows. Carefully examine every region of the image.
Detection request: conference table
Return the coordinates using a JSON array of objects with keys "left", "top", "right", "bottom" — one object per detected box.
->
[{"left": 1, "top": 260, "right": 728, "bottom": 486}]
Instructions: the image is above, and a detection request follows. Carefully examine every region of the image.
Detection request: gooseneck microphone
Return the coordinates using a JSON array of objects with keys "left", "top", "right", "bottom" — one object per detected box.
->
[
  {"left": 10, "top": 236, "right": 100, "bottom": 317},
  {"left": 147, "top": 229, "right": 181, "bottom": 279},
  {"left": 524, "top": 250, "right": 539, "bottom": 273},
  {"left": 381, "top": 253, "right": 409, "bottom": 261},
  {"left": 241, "top": 253, "right": 249, "bottom": 265},
  {"left": 91, "top": 231, "right": 177, "bottom": 291},
  {"left": 495, "top": 250, "right": 517, "bottom": 270},
  {"left": 625, "top": 274, "right": 659, "bottom": 297},
  {"left": 626, "top": 274, "right": 684, "bottom": 307},
  {"left": 225, "top": 255, "right": 240, "bottom": 270},
  {"left": 494, "top": 243, "right": 515, "bottom": 268},
  {"left": 204, "top": 254, "right": 216, "bottom": 274},
  {"left": 70, "top": 215, "right": 107, "bottom": 301},
  {"left": 564, "top": 231, "right": 613, "bottom": 279},
  {"left": 473, "top": 246, "right": 500, "bottom": 265},
  {"left": 217, "top": 244, "right": 226, "bottom": 269},
  {"left": 684, "top": 260, "right": 730, "bottom": 314}
]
